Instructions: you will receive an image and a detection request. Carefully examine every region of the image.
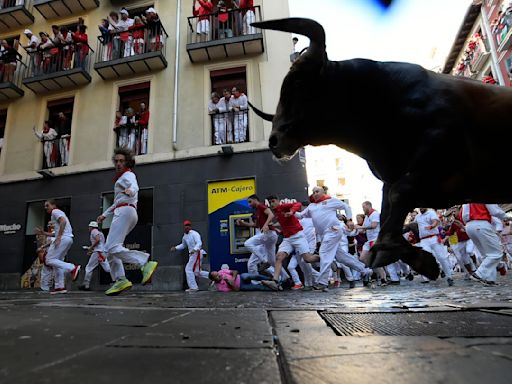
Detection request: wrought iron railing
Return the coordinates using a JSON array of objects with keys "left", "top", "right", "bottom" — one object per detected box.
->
[
  {"left": 0, "top": 0, "right": 32, "bottom": 11},
  {"left": 95, "top": 23, "right": 168, "bottom": 63},
  {"left": 40, "top": 137, "right": 69, "bottom": 169},
  {"left": 0, "top": 56, "right": 26, "bottom": 88},
  {"left": 23, "top": 42, "right": 93, "bottom": 79},
  {"left": 114, "top": 124, "right": 148, "bottom": 156},
  {"left": 210, "top": 109, "right": 249, "bottom": 145},
  {"left": 187, "top": 5, "right": 262, "bottom": 44}
]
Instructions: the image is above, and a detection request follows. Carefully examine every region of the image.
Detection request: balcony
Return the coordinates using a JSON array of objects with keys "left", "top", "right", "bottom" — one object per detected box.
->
[
  {"left": 114, "top": 124, "right": 148, "bottom": 156},
  {"left": 186, "top": 6, "right": 264, "bottom": 63},
  {"left": 210, "top": 109, "right": 249, "bottom": 145},
  {"left": 0, "top": 0, "right": 35, "bottom": 33},
  {"left": 94, "top": 26, "right": 168, "bottom": 80},
  {"left": 0, "top": 62, "right": 26, "bottom": 102},
  {"left": 33, "top": 0, "right": 99, "bottom": 19},
  {"left": 22, "top": 44, "right": 93, "bottom": 94},
  {"left": 469, "top": 38, "right": 491, "bottom": 75}
]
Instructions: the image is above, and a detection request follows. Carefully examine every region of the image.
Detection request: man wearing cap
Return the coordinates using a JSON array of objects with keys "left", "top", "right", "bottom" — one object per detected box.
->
[
  {"left": 171, "top": 220, "right": 209, "bottom": 292},
  {"left": 23, "top": 29, "right": 39, "bottom": 73},
  {"left": 145, "top": 7, "right": 163, "bottom": 51},
  {"left": 118, "top": 8, "right": 134, "bottom": 58},
  {"left": 79, "top": 221, "right": 113, "bottom": 291}
]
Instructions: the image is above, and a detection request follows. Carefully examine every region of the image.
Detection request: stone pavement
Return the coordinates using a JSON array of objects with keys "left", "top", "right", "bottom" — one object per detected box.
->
[{"left": 1, "top": 274, "right": 512, "bottom": 384}]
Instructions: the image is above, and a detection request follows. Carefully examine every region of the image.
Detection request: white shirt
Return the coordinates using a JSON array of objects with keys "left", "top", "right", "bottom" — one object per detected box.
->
[
  {"left": 461, "top": 204, "right": 511, "bottom": 224},
  {"left": 208, "top": 99, "right": 220, "bottom": 114},
  {"left": 51, "top": 209, "right": 73, "bottom": 238},
  {"left": 90, "top": 228, "right": 106, "bottom": 252},
  {"left": 492, "top": 216, "right": 504, "bottom": 233},
  {"left": 299, "top": 218, "right": 316, "bottom": 250},
  {"left": 339, "top": 221, "right": 356, "bottom": 247},
  {"left": 217, "top": 97, "right": 234, "bottom": 113},
  {"left": 363, "top": 210, "right": 380, "bottom": 242},
  {"left": 414, "top": 209, "right": 439, "bottom": 239},
  {"left": 296, "top": 197, "right": 352, "bottom": 238},
  {"left": 34, "top": 128, "right": 58, "bottom": 141},
  {"left": 27, "top": 35, "right": 39, "bottom": 51},
  {"left": 231, "top": 94, "right": 248, "bottom": 110},
  {"left": 103, "top": 171, "right": 139, "bottom": 217},
  {"left": 175, "top": 230, "right": 204, "bottom": 254}
]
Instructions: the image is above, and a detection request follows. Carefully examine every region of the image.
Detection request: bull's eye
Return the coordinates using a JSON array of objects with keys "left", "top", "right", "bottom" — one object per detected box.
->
[{"left": 269, "top": 134, "right": 278, "bottom": 148}]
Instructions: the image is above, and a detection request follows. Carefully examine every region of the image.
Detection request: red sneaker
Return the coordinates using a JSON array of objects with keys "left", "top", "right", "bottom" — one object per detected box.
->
[
  {"left": 50, "top": 288, "right": 68, "bottom": 295},
  {"left": 71, "top": 265, "right": 81, "bottom": 281},
  {"left": 291, "top": 283, "right": 304, "bottom": 290}
]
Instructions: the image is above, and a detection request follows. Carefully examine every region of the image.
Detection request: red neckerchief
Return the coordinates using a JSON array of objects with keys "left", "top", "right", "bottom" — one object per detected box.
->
[
  {"left": 313, "top": 194, "right": 331, "bottom": 203},
  {"left": 114, "top": 167, "right": 131, "bottom": 182},
  {"left": 367, "top": 208, "right": 376, "bottom": 216}
]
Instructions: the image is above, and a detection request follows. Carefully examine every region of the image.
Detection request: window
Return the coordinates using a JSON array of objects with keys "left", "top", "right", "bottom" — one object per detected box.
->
[
  {"left": 335, "top": 158, "right": 344, "bottom": 171},
  {"left": 38, "top": 97, "right": 74, "bottom": 169},
  {"left": 0, "top": 109, "right": 6, "bottom": 154},
  {"left": 337, "top": 177, "right": 346, "bottom": 186},
  {"left": 316, "top": 180, "right": 325, "bottom": 187},
  {"left": 126, "top": 4, "right": 154, "bottom": 19},
  {"left": 116, "top": 82, "right": 150, "bottom": 155},
  {"left": 209, "top": 66, "right": 249, "bottom": 145}
]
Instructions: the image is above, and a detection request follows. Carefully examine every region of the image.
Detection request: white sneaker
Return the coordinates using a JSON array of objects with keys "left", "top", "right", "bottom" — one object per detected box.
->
[{"left": 185, "top": 288, "right": 199, "bottom": 292}]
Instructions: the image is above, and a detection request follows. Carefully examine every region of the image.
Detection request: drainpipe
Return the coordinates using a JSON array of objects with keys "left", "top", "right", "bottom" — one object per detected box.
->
[
  {"left": 481, "top": 6, "right": 506, "bottom": 85},
  {"left": 172, "top": 0, "right": 182, "bottom": 150}
]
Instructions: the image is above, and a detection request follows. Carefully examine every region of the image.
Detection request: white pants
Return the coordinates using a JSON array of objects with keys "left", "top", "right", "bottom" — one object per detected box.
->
[
  {"left": 386, "top": 262, "right": 400, "bottom": 282},
  {"left": 317, "top": 229, "right": 342, "bottom": 286},
  {"left": 452, "top": 240, "right": 473, "bottom": 272},
  {"left": 40, "top": 264, "right": 53, "bottom": 291},
  {"left": 59, "top": 135, "right": 70, "bottom": 166},
  {"left": 185, "top": 251, "right": 209, "bottom": 289},
  {"left": 244, "top": 231, "right": 278, "bottom": 266},
  {"left": 288, "top": 253, "right": 318, "bottom": 286},
  {"left": 83, "top": 251, "right": 112, "bottom": 287},
  {"left": 419, "top": 236, "right": 453, "bottom": 279},
  {"left": 45, "top": 236, "right": 74, "bottom": 289},
  {"left": 140, "top": 127, "right": 148, "bottom": 155},
  {"left": 243, "top": 10, "right": 256, "bottom": 35},
  {"left": 247, "top": 245, "right": 264, "bottom": 274},
  {"left": 197, "top": 19, "right": 210, "bottom": 36},
  {"left": 466, "top": 220, "right": 503, "bottom": 282},
  {"left": 43, "top": 142, "right": 55, "bottom": 168},
  {"left": 233, "top": 111, "right": 247, "bottom": 143},
  {"left": 105, "top": 206, "right": 149, "bottom": 280},
  {"left": 335, "top": 243, "right": 371, "bottom": 278}
]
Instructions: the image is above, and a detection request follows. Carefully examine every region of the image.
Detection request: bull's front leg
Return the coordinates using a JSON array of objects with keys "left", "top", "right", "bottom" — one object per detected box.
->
[{"left": 369, "top": 181, "right": 440, "bottom": 280}]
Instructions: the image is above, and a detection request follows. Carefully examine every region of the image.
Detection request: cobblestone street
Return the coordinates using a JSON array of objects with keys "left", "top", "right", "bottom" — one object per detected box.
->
[{"left": 1, "top": 273, "right": 512, "bottom": 383}]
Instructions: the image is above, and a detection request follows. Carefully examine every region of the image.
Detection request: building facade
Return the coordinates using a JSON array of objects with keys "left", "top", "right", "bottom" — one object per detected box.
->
[{"left": 0, "top": 0, "right": 308, "bottom": 289}]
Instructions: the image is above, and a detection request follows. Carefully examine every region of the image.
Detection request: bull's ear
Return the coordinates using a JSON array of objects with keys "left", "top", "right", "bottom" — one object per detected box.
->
[
  {"left": 252, "top": 18, "right": 325, "bottom": 63},
  {"left": 248, "top": 101, "right": 274, "bottom": 122}
]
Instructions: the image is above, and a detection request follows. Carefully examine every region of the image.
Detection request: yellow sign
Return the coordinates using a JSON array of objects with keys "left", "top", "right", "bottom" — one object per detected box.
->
[{"left": 208, "top": 178, "right": 256, "bottom": 214}]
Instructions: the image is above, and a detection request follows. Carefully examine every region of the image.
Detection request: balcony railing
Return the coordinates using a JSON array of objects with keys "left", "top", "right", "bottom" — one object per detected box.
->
[
  {"left": 22, "top": 43, "right": 93, "bottom": 94},
  {"left": 0, "top": 59, "right": 26, "bottom": 101},
  {"left": 469, "top": 38, "right": 491, "bottom": 74},
  {"left": 186, "top": 6, "right": 264, "bottom": 63},
  {"left": 0, "top": 0, "right": 35, "bottom": 33},
  {"left": 94, "top": 25, "right": 168, "bottom": 80},
  {"left": 39, "top": 137, "right": 69, "bottom": 169},
  {"left": 210, "top": 109, "right": 249, "bottom": 145},
  {"left": 34, "top": 0, "right": 99, "bottom": 19},
  {"left": 114, "top": 124, "right": 148, "bottom": 156}
]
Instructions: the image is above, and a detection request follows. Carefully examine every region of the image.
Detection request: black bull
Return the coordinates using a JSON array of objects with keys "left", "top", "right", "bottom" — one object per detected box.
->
[{"left": 249, "top": 18, "right": 511, "bottom": 280}]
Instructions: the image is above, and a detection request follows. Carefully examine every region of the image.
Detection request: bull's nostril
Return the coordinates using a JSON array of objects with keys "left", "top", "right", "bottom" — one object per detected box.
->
[{"left": 269, "top": 135, "right": 278, "bottom": 148}]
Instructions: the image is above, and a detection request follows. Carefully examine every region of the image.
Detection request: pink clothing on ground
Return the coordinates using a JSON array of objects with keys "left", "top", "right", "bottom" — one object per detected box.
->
[{"left": 215, "top": 269, "right": 240, "bottom": 292}]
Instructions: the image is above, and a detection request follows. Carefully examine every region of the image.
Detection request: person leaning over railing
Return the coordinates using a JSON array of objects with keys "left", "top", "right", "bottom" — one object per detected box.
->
[
  {"left": 143, "top": 7, "right": 163, "bottom": 52},
  {"left": 73, "top": 24, "right": 89, "bottom": 69},
  {"left": 0, "top": 40, "right": 22, "bottom": 83},
  {"left": 129, "top": 17, "right": 146, "bottom": 55}
]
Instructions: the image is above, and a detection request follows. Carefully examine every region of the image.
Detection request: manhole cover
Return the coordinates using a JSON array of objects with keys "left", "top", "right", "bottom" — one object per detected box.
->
[{"left": 321, "top": 311, "right": 512, "bottom": 336}]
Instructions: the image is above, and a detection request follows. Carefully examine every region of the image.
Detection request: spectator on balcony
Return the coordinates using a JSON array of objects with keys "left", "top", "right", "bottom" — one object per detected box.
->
[
  {"left": 118, "top": 108, "right": 137, "bottom": 152},
  {"left": 118, "top": 9, "right": 134, "bottom": 58},
  {"left": 73, "top": 24, "right": 89, "bottom": 69},
  {"left": 56, "top": 112, "right": 71, "bottom": 166},
  {"left": 98, "top": 19, "right": 113, "bottom": 61},
  {"left": 129, "top": 17, "right": 146, "bottom": 55},
  {"left": 23, "top": 29, "right": 39, "bottom": 74},
  {"left": 38, "top": 32, "right": 55, "bottom": 74},
  {"left": 0, "top": 40, "right": 21, "bottom": 83},
  {"left": 239, "top": 0, "right": 255, "bottom": 35},
  {"left": 217, "top": 89, "right": 234, "bottom": 143},
  {"left": 231, "top": 86, "right": 248, "bottom": 143},
  {"left": 136, "top": 102, "right": 150, "bottom": 154},
  {"left": 33, "top": 122, "right": 58, "bottom": 169},
  {"left": 193, "top": 0, "right": 214, "bottom": 42},
  {"left": 209, "top": 92, "right": 225, "bottom": 144},
  {"left": 144, "top": 7, "right": 163, "bottom": 52},
  {"left": 217, "top": 1, "right": 234, "bottom": 39},
  {"left": 58, "top": 26, "right": 73, "bottom": 70},
  {"left": 108, "top": 11, "right": 122, "bottom": 59}
]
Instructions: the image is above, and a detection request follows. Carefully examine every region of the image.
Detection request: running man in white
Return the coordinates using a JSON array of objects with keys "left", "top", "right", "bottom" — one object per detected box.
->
[
  {"left": 79, "top": 221, "right": 114, "bottom": 291},
  {"left": 415, "top": 208, "right": 453, "bottom": 286},
  {"left": 36, "top": 200, "right": 80, "bottom": 294},
  {"left": 97, "top": 148, "right": 158, "bottom": 296},
  {"left": 171, "top": 220, "right": 209, "bottom": 292},
  {"left": 296, "top": 186, "right": 353, "bottom": 291}
]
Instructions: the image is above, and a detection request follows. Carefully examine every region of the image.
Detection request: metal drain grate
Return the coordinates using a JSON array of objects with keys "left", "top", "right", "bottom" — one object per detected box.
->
[{"left": 321, "top": 311, "right": 512, "bottom": 337}]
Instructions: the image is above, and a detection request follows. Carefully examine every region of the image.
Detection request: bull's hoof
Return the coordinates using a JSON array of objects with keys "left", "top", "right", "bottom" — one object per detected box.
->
[
  {"left": 369, "top": 242, "right": 440, "bottom": 281},
  {"left": 400, "top": 248, "right": 440, "bottom": 281}
]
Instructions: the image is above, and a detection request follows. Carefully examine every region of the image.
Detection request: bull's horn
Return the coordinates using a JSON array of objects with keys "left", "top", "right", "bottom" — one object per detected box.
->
[
  {"left": 251, "top": 18, "right": 325, "bottom": 62},
  {"left": 248, "top": 101, "right": 274, "bottom": 122}
]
